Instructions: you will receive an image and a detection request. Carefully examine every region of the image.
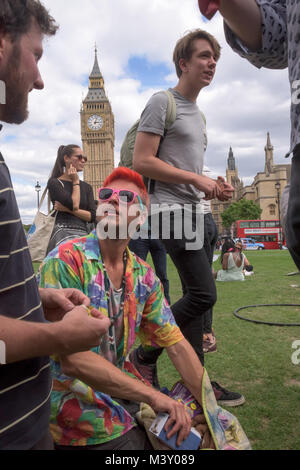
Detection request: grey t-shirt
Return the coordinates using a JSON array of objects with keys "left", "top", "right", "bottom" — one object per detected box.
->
[{"left": 137, "top": 88, "right": 207, "bottom": 206}]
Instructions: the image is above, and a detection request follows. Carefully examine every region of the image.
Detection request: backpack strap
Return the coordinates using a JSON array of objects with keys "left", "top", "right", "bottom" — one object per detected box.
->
[
  {"left": 199, "top": 110, "right": 208, "bottom": 151},
  {"left": 164, "top": 90, "right": 177, "bottom": 130},
  {"left": 200, "top": 110, "right": 206, "bottom": 126},
  {"left": 146, "top": 90, "right": 177, "bottom": 194}
]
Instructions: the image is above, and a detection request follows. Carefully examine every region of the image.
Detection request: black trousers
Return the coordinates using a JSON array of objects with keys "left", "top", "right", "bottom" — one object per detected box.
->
[
  {"left": 202, "top": 213, "right": 219, "bottom": 334},
  {"left": 129, "top": 237, "right": 171, "bottom": 305},
  {"left": 137, "top": 208, "right": 217, "bottom": 366},
  {"left": 286, "top": 148, "right": 300, "bottom": 270}
]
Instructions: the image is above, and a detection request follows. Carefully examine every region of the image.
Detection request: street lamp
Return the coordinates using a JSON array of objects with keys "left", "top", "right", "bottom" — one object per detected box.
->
[
  {"left": 35, "top": 181, "right": 41, "bottom": 209},
  {"left": 275, "top": 181, "right": 282, "bottom": 246}
]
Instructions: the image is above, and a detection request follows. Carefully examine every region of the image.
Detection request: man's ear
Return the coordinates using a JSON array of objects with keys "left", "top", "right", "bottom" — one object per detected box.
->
[
  {"left": 138, "top": 207, "right": 148, "bottom": 228},
  {"left": 178, "top": 57, "right": 188, "bottom": 74},
  {"left": 0, "top": 33, "right": 10, "bottom": 65},
  {"left": 131, "top": 208, "right": 148, "bottom": 235}
]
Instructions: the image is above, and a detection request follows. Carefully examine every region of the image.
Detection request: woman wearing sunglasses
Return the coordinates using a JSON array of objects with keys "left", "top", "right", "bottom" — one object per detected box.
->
[{"left": 46, "top": 144, "right": 97, "bottom": 254}]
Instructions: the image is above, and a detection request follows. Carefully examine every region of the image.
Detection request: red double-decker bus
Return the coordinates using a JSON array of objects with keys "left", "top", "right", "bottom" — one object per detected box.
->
[{"left": 233, "top": 220, "right": 284, "bottom": 250}]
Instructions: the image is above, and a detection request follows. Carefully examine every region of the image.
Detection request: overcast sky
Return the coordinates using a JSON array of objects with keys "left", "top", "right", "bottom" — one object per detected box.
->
[{"left": 3, "top": 0, "right": 291, "bottom": 224}]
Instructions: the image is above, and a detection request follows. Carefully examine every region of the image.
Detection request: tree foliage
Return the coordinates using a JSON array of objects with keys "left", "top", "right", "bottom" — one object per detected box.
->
[{"left": 221, "top": 199, "right": 262, "bottom": 228}]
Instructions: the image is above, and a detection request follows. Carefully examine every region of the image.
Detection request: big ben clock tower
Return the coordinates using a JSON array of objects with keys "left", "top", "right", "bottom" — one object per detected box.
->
[{"left": 81, "top": 47, "right": 115, "bottom": 197}]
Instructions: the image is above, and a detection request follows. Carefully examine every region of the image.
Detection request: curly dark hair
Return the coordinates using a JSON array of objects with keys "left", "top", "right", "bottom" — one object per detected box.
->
[{"left": 0, "top": 0, "right": 58, "bottom": 41}]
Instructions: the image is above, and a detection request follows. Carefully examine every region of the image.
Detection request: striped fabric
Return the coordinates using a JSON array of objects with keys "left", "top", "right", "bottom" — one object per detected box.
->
[{"left": 0, "top": 152, "right": 52, "bottom": 450}]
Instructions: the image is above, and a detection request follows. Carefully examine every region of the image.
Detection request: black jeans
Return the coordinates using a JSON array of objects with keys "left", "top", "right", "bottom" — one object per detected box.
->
[
  {"left": 129, "top": 237, "right": 171, "bottom": 305},
  {"left": 286, "top": 148, "right": 300, "bottom": 270},
  {"left": 202, "top": 213, "right": 218, "bottom": 334},
  {"left": 137, "top": 208, "right": 217, "bottom": 366}
]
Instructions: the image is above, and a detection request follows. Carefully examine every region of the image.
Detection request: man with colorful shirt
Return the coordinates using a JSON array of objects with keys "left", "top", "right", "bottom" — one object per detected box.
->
[{"left": 39, "top": 167, "right": 207, "bottom": 450}]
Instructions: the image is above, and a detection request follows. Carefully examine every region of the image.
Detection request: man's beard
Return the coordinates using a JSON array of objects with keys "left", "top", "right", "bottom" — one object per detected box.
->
[{"left": 0, "top": 43, "right": 29, "bottom": 125}]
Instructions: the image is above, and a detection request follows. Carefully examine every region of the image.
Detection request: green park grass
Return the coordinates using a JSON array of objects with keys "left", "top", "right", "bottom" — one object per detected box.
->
[
  {"left": 35, "top": 250, "right": 300, "bottom": 450},
  {"left": 156, "top": 250, "right": 300, "bottom": 450}
]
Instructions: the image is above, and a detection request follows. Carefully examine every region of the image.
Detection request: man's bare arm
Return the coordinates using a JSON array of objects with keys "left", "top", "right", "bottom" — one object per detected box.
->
[
  {"left": 54, "top": 201, "right": 92, "bottom": 223},
  {"left": 133, "top": 131, "right": 221, "bottom": 199},
  {"left": 60, "top": 351, "right": 191, "bottom": 445},
  {"left": 166, "top": 339, "right": 204, "bottom": 406},
  {"left": 0, "top": 308, "right": 110, "bottom": 364},
  {"left": 219, "top": 0, "right": 262, "bottom": 51}
]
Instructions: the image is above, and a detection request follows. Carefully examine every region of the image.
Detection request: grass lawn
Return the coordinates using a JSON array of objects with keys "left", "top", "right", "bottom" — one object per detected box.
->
[
  {"left": 154, "top": 250, "right": 300, "bottom": 450},
  {"left": 35, "top": 250, "right": 300, "bottom": 450}
]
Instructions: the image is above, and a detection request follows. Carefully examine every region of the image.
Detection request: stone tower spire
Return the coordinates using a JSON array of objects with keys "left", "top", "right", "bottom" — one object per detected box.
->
[
  {"left": 264, "top": 132, "right": 274, "bottom": 176},
  {"left": 87, "top": 45, "right": 105, "bottom": 92},
  {"left": 226, "top": 147, "right": 242, "bottom": 198},
  {"left": 90, "top": 45, "right": 102, "bottom": 79},
  {"left": 80, "top": 47, "right": 115, "bottom": 196},
  {"left": 227, "top": 146, "right": 236, "bottom": 171}
]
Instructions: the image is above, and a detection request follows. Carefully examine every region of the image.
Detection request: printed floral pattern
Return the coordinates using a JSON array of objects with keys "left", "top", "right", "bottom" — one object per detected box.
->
[
  {"left": 39, "top": 231, "right": 183, "bottom": 446},
  {"left": 202, "top": 370, "right": 251, "bottom": 450}
]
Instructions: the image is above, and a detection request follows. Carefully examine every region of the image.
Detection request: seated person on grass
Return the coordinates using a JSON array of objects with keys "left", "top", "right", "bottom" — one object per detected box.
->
[
  {"left": 39, "top": 167, "right": 206, "bottom": 451},
  {"left": 214, "top": 239, "right": 251, "bottom": 282}
]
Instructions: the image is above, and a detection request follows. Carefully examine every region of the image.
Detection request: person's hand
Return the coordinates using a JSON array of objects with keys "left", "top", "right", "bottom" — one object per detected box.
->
[
  {"left": 54, "top": 201, "right": 71, "bottom": 213},
  {"left": 67, "top": 164, "right": 80, "bottom": 184},
  {"left": 59, "top": 306, "right": 111, "bottom": 354},
  {"left": 198, "top": 0, "right": 220, "bottom": 20},
  {"left": 39, "top": 287, "right": 90, "bottom": 322},
  {"left": 216, "top": 177, "right": 234, "bottom": 201},
  {"left": 40, "top": 288, "right": 111, "bottom": 353},
  {"left": 149, "top": 391, "right": 192, "bottom": 447},
  {"left": 194, "top": 175, "right": 221, "bottom": 200}
]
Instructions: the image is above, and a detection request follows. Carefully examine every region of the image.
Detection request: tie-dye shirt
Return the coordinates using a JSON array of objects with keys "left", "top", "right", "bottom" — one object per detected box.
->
[{"left": 39, "top": 230, "right": 183, "bottom": 447}]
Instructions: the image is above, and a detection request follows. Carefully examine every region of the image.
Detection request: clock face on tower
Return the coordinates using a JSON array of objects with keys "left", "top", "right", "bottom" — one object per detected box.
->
[{"left": 88, "top": 114, "right": 103, "bottom": 131}]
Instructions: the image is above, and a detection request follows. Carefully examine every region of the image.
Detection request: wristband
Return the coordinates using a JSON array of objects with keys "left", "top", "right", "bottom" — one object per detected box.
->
[
  {"left": 198, "top": 0, "right": 220, "bottom": 20},
  {"left": 73, "top": 183, "right": 80, "bottom": 186}
]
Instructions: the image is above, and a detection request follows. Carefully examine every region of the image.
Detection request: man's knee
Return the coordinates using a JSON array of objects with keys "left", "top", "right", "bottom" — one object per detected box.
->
[{"left": 189, "top": 285, "right": 217, "bottom": 312}]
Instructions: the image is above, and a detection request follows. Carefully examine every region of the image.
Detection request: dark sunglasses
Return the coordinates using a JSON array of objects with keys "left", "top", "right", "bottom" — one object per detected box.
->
[
  {"left": 74, "top": 154, "right": 88, "bottom": 163},
  {"left": 98, "top": 187, "right": 144, "bottom": 209}
]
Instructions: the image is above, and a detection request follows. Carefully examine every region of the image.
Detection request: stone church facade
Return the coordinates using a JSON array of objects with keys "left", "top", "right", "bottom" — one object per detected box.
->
[{"left": 212, "top": 134, "right": 291, "bottom": 236}]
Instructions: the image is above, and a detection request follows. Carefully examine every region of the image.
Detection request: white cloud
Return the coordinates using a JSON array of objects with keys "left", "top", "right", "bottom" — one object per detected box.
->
[{"left": 1, "top": 0, "right": 291, "bottom": 224}]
